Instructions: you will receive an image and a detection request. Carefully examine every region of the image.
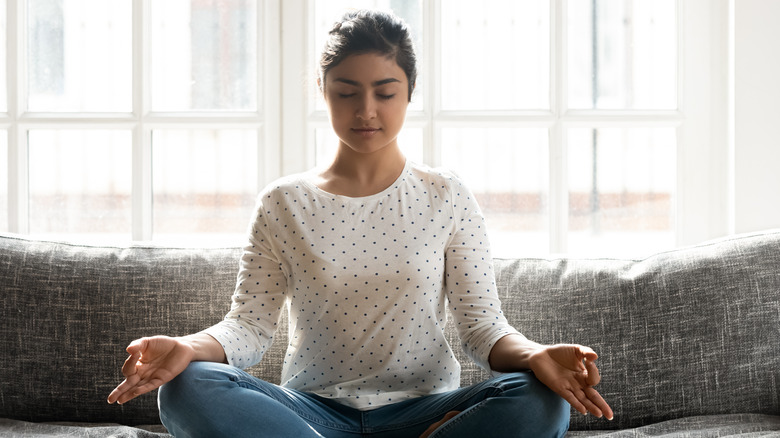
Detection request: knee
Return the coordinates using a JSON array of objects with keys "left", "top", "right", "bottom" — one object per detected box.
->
[
  {"left": 159, "top": 362, "right": 209, "bottom": 407},
  {"left": 158, "top": 362, "right": 233, "bottom": 418},
  {"left": 496, "top": 372, "right": 571, "bottom": 434},
  {"left": 158, "top": 362, "right": 237, "bottom": 436}
]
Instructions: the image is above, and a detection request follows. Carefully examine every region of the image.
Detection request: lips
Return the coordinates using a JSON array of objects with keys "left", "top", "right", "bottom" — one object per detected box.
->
[{"left": 352, "top": 127, "right": 381, "bottom": 137}]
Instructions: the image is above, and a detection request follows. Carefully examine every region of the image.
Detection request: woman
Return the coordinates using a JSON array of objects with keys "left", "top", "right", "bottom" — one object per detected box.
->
[{"left": 108, "top": 9, "right": 612, "bottom": 437}]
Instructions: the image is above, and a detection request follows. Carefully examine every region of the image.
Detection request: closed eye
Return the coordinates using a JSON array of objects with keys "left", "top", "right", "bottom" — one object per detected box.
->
[
  {"left": 377, "top": 94, "right": 395, "bottom": 100},
  {"left": 338, "top": 93, "right": 356, "bottom": 98}
]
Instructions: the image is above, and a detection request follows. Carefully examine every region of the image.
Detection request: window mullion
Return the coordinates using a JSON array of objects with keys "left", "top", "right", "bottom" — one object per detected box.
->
[
  {"left": 549, "top": 0, "right": 568, "bottom": 254},
  {"left": 280, "top": 0, "right": 310, "bottom": 176},
  {"left": 8, "top": 126, "right": 29, "bottom": 234},
  {"left": 261, "top": 0, "right": 282, "bottom": 187},
  {"left": 7, "top": 0, "right": 29, "bottom": 234},
  {"left": 425, "top": 0, "right": 440, "bottom": 168},
  {"left": 132, "top": 126, "right": 152, "bottom": 241},
  {"left": 132, "top": 0, "right": 152, "bottom": 240}
]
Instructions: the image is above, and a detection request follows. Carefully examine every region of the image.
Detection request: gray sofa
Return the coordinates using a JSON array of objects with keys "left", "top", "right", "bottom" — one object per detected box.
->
[{"left": 1, "top": 230, "right": 780, "bottom": 437}]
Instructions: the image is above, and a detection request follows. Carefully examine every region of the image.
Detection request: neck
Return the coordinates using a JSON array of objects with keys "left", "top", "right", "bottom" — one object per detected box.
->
[{"left": 317, "top": 143, "right": 406, "bottom": 197}]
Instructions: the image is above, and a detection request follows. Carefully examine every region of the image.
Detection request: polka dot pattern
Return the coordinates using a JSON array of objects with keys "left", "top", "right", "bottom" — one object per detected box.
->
[{"left": 203, "top": 161, "right": 519, "bottom": 409}]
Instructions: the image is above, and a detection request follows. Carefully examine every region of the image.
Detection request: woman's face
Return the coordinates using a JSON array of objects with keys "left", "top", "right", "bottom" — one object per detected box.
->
[{"left": 322, "top": 53, "right": 410, "bottom": 157}]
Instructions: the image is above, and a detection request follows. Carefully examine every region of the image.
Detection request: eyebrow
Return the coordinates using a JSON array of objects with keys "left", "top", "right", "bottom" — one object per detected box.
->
[{"left": 333, "top": 78, "right": 401, "bottom": 87}]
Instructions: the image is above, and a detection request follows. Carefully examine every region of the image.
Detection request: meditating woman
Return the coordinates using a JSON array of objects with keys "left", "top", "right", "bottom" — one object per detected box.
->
[{"left": 108, "top": 9, "right": 612, "bottom": 437}]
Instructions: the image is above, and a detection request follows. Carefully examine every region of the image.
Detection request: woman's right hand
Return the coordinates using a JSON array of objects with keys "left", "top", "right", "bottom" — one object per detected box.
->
[{"left": 107, "top": 336, "right": 195, "bottom": 405}]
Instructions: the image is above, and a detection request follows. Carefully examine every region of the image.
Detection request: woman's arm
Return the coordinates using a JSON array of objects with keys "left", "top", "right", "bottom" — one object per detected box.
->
[
  {"left": 487, "top": 333, "right": 543, "bottom": 371},
  {"left": 182, "top": 332, "right": 228, "bottom": 363},
  {"left": 489, "top": 334, "right": 613, "bottom": 420}
]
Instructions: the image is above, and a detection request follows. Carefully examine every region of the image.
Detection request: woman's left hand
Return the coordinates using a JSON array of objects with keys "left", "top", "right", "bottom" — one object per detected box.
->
[{"left": 528, "top": 344, "right": 614, "bottom": 420}]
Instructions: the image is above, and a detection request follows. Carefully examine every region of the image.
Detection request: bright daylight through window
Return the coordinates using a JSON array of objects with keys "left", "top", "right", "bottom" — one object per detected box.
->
[
  {"left": 313, "top": 0, "right": 678, "bottom": 257},
  {"left": 3, "top": 0, "right": 684, "bottom": 258}
]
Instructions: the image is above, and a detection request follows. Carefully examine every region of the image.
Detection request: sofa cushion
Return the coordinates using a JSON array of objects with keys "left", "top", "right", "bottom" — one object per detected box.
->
[
  {"left": 565, "top": 414, "right": 780, "bottom": 437},
  {"left": 2, "top": 230, "right": 780, "bottom": 432},
  {"left": 0, "top": 235, "right": 247, "bottom": 425},
  {"left": 0, "top": 418, "right": 170, "bottom": 437},
  {"left": 493, "top": 231, "right": 780, "bottom": 431}
]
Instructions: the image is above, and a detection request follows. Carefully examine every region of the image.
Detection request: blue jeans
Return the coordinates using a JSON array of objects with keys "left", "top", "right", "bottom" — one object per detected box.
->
[{"left": 158, "top": 362, "right": 570, "bottom": 438}]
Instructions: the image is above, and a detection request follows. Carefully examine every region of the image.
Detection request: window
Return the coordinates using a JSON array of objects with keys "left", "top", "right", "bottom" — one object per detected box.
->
[
  {"left": 299, "top": 0, "right": 722, "bottom": 258},
  {"left": 2, "top": 0, "right": 277, "bottom": 244},
  {"left": 3, "top": 0, "right": 728, "bottom": 257}
]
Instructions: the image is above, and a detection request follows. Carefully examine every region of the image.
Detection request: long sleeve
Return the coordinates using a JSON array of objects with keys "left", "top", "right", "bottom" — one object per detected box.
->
[
  {"left": 202, "top": 195, "right": 288, "bottom": 369},
  {"left": 443, "top": 174, "right": 522, "bottom": 372}
]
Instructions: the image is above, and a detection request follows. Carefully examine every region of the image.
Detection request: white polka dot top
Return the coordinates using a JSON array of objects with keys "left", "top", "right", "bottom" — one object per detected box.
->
[{"left": 203, "top": 160, "right": 521, "bottom": 410}]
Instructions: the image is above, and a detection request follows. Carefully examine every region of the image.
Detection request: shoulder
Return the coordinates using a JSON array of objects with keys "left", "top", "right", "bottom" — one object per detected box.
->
[
  {"left": 256, "top": 170, "right": 318, "bottom": 203},
  {"left": 406, "top": 161, "right": 470, "bottom": 193},
  {"left": 406, "top": 162, "right": 482, "bottom": 219}
]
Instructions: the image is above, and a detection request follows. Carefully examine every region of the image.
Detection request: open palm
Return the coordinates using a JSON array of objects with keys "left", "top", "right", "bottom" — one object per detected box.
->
[
  {"left": 528, "top": 344, "right": 613, "bottom": 420},
  {"left": 107, "top": 336, "right": 195, "bottom": 405}
]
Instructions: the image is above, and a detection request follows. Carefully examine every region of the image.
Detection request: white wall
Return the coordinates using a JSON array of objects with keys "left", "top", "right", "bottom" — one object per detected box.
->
[{"left": 734, "top": 0, "right": 780, "bottom": 233}]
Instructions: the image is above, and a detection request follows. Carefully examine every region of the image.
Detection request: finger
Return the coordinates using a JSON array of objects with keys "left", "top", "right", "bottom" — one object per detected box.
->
[
  {"left": 573, "top": 388, "right": 603, "bottom": 418},
  {"left": 578, "top": 345, "right": 598, "bottom": 361},
  {"left": 116, "top": 375, "right": 167, "bottom": 405},
  {"left": 584, "top": 358, "right": 601, "bottom": 386},
  {"left": 107, "top": 386, "right": 121, "bottom": 404},
  {"left": 559, "top": 389, "right": 588, "bottom": 416},
  {"left": 126, "top": 337, "right": 148, "bottom": 355},
  {"left": 116, "top": 387, "right": 146, "bottom": 405},
  {"left": 107, "top": 374, "right": 139, "bottom": 404},
  {"left": 121, "top": 351, "right": 142, "bottom": 377},
  {"left": 116, "top": 389, "right": 141, "bottom": 405},
  {"left": 584, "top": 387, "right": 614, "bottom": 420}
]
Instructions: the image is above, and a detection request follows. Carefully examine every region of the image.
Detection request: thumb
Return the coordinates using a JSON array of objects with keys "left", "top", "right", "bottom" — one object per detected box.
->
[{"left": 126, "top": 338, "right": 148, "bottom": 355}]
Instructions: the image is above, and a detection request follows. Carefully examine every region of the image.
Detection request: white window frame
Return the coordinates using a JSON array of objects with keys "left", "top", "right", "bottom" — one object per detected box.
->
[
  {"left": 3, "top": 0, "right": 282, "bottom": 241},
  {"left": 282, "top": 0, "right": 730, "bottom": 255},
  {"left": 3, "top": 0, "right": 730, "bottom": 254}
]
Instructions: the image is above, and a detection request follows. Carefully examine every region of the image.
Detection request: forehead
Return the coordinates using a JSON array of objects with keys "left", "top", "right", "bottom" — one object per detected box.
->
[{"left": 326, "top": 53, "right": 407, "bottom": 86}]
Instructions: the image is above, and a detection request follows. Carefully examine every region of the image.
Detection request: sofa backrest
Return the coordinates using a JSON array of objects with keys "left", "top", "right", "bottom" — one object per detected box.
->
[
  {"left": 0, "top": 236, "right": 241, "bottom": 425},
  {"left": 2, "top": 231, "right": 779, "bottom": 430},
  {"left": 492, "top": 231, "right": 780, "bottom": 431}
]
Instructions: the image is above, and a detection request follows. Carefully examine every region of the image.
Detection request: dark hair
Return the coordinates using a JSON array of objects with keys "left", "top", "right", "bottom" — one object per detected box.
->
[{"left": 319, "top": 9, "right": 417, "bottom": 102}]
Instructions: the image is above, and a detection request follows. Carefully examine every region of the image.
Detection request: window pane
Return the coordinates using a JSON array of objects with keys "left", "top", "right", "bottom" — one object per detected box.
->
[
  {"left": 568, "top": 127, "right": 676, "bottom": 257},
  {"left": 27, "top": 0, "right": 132, "bottom": 112},
  {"left": 441, "top": 128, "right": 549, "bottom": 257},
  {"left": 152, "top": 130, "right": 257, "bottom": 240},
  {"left": 0, "top": 132, "right": 7, "bottom": 232},
  {"left": 313, "top": 0, "right": 424, "bottom": 112},
  {"left": 28, "top": 130, "right": 132, "bottom": 237},
  {"left": 151, "top": 0, "right": 258, "bottom": 111},
  {"left": 314, "top": 126, "right": 423, "bottom": 167},
  {"left": 441, "top": 0, "right": 549, "bottom": 111},
  {"left": 568, "top": 0, "right": 677, "bottom": 110},
  {"left": 0, "top": 0, "right": 6, "bottom": 113}
]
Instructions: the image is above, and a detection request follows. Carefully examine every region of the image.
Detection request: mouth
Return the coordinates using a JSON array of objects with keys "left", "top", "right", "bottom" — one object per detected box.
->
[{"left": 351, "top": 127, "right": 381, "bottom": 137}]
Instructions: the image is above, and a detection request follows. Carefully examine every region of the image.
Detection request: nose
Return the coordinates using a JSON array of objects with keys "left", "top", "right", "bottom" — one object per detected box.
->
[{"left": 356, "top": 95, "right": 377, "bottom": 120}]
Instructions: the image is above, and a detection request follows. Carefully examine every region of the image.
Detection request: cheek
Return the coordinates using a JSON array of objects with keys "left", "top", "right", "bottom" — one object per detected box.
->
[
  {"left": 326, "top": 101, "right": 353, "bottom": 122},
  {"left": 386, "top": 102, "right": 409, "bottom": 123}
]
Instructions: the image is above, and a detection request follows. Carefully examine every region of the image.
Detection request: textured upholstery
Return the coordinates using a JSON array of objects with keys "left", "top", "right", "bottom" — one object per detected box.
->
[
  {"left": 491, "top": 232, "right": 780, "bottom": 431},
  {"left": 0, "top": 237, "right": 243, "bottom": 425},
  {"left": 2, "top": 231, "right": 780, "bottom": 436}
]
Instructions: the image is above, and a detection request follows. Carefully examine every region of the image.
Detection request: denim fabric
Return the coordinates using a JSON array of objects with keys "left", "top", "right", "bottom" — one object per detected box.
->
[{"left": 158, "top": 362, "right": 569, "bottom": 438}]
